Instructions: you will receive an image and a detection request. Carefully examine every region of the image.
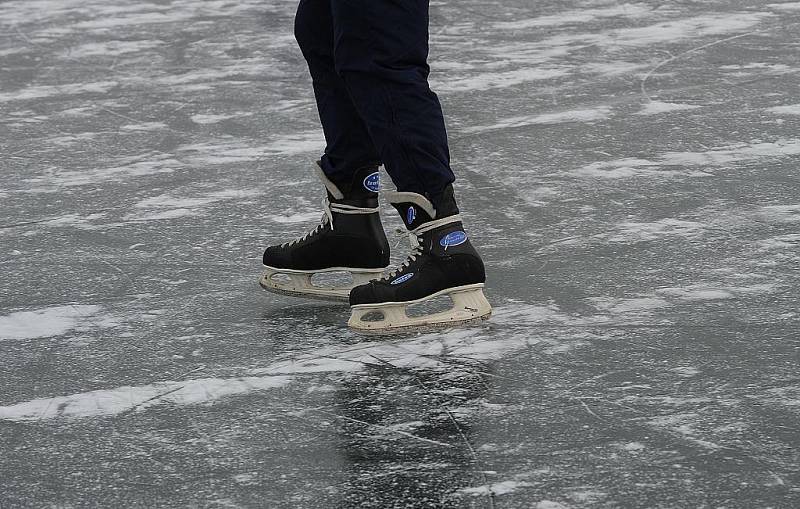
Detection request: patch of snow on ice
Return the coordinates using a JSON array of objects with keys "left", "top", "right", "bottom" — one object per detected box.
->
[
  {"left": 265, "top": 131, "right": 323, "bottom": 155},
  {"left": 604, "top": 219, "right": 705, "bottom": 243},
  {"left": 133, "top": 190, "right": 258, "bottom": 210},
  {"left": 656, "top": 283, "right": 776, "bottom": 301},
  {"left": 569, "top": 490, "right": 607, "bottom": 503},
  {"left": 178, "top": 140, "right": 271, "bottom": 165},
  {"left": 656, "top": 287, "right": 735, "bottom": 301},
  {"left": 622, "top": 442, "right": 646, "bottom": 452},
  {"left": 758, "top": 234, "right": 800, "bottom": 250},
  {"left": 573, "top": 159, "right": 700, "bottom": 179},
  {"left": 434, "top": 68, "right": 569, "bottom": 93},
  {"left": 648, "top": 412, "right": 723, "bottom": 449},
  {"left": 125, "top": 189, "right": 261, "bottom": 220},
  {"left": 191, "top": 113, "right": 252, "bottom": 125},
  {"left": 0, "top": 81, "right": 117, "bottom": 103},
  {"left": 46, "top": 133, "right": 99, "bottom": 147},
  {"left": 62, "top": 40, "right": 162, "bottom": 58},
  {"left": 765, "top": 386, "right": 800, "bottom": 406},
  {"left": 760, "top": 204, "right": 800, "bottom": 223},
  {"left": 492, "top": 4, "right": 652, "bottom": 30},
  {"left": 23, "top": 153, "right": 183, "bottom": 189},
  {"left": 0, "top": 305, "right": 102, "bottom": 341},
  {"left": 658, "top": 140, "right": 800, "bottom": 166},
  {"left": 637, "top": 101, "right": 701, "bottom": 115},
  {"left": 534, "top": 502, "right": 570, "bottom": 509},
  {"left": 272, "top": 211, "right": 323, "bottom": 224},
  {"left": 44, "top": 213, "right": 107, "bottom": 229},
  {"left": 461, "top": 481, "right": 532, "bottom": 497},
  {"left": 71, "top": 11, "right": 195, "bottom": 30},
  {"left": 120, "top": 122, "right": 167, "bottom": 132},
  {"left": 768, "top": 104, "right": 800, "bottom": 115},
  {"left": 607, "top": 12, "right": 772, "bottom": 46},
  {"left": 127, "top": 208, "right": 197, "bottom": 221},
  {"left": 0, "top": 47, "right": 26, "bottom": 57},
  {"left": 487, "top": 12, "right": 772, "bottom": 67},
  {"left": 589, "top": 296, "right": 670, "bottom": 314},
  {"left": 580, "top": 61, "right": 650, "bottom": 76},
  {"left": 671, "top": 367, "right": 700, "bottom": 377},
  {"left": 178, "top": 132, "right": 322, "bottom": 163},
  {"left": 767, "top": 2, "right": 800, "bottom": 10},
  {"left": 57, "top": 106, "right": 95, "bottom": 117},
  {"left": 252, "top": 303, "right": 597, "bottom": 379},
  {"left": 385, "top": 421, "right": 426, "bottom": 432}
]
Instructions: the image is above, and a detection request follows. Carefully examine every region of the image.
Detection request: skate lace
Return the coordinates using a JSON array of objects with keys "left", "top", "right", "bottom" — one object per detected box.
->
[
  {"left": 382, "top": 214, "right": 463, "bottom": 281},
  {"left": 282, "top": 199, "right": 379, "bottom": 248}
]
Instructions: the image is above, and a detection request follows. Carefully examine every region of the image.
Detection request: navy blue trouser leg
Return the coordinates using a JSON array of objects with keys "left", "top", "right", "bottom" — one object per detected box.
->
[
  {"left": 295, "top": 0, "right": 455, "bottom": 197},
  {"left": 294, "top": 0, "right": 381, "bottom": 183}
]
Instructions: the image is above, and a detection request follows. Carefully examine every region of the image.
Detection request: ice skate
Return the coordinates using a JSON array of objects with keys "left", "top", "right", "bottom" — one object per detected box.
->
[
  {"left": 260, "top": 162, "right": 390, "bottom": 302},
  {"left": 348, "top": 185, "right": 492, "bottom": 332}
]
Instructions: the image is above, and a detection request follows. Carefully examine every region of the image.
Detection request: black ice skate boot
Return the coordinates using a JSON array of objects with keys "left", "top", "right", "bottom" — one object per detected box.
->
[
  {"left": 260, "top": 162, "right": 390, "bottom": 302},
  {"left": 348, "top": 185, "right": 492, "bottom": 332}
]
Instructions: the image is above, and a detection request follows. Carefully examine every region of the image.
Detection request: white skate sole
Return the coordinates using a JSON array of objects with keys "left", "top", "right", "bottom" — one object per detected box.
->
[
  {"left": 259, "top": 265, "right": 385, "bottom": 302},
  {"left": 348, "top": 283, "right": 492, "bottom": 333}
]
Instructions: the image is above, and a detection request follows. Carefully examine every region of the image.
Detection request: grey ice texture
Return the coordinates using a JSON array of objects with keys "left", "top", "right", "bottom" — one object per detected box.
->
[{"left": 1, "top": 0, "right": 800, "bottom": 507}]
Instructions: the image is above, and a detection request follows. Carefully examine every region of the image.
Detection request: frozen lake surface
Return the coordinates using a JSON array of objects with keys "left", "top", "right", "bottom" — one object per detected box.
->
[{"left": 2, "top": 0, "right": 799, "bottom": 506}]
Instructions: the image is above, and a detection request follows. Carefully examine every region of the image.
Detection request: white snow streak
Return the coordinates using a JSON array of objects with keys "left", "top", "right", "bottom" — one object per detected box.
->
[
  {"left": 461, "top": 107, "right": 612, "bottom": 134},
  {"left": 0, "top": 304, "right": 595, "bottom": 422},
  {"left": 0, "top": 376, "right": 291, "bottom": 421},
  {"left": 573, "top": 139, "right": 800, "bottom": 178}
]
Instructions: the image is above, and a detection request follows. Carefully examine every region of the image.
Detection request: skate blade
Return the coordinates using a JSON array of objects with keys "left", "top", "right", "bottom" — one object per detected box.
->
[
  {"left": 259, "top": 265, "right": 384, "bottom": 303},
  {"left": 348, "top": 284, "right": 492, "bottom": 335}
]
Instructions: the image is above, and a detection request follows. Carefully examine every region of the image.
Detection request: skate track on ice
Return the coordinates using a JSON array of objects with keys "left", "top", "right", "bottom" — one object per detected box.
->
[{"left": 2, "top": 0, "right": 800, "bottom": 506}]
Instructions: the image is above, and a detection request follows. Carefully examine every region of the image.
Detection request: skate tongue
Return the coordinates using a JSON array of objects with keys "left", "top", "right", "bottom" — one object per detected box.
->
[
  {"left": 313, "top": 161, "right": 345, "bottom": 200},
  {"left": 345, "top": 165, "right": 382, "bottom": 200},
  {"left": 315, "top": 161, "right": 382, "bottom": 204},
  {"left": 387, "top": 192, "right": 437, "bottom": 230},
  {"left": 387, "top": 185, "right": 461, "bottom": 230}
]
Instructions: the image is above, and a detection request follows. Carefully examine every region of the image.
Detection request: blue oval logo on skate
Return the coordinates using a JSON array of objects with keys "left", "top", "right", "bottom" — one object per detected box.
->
[
  {"left": 406, "top": 206, "right": 416, "bottom": 225},
  {"left": 440, "top": 231, "right": 467, "bottom": 248},
  {"left": 363, "top": 172, "right": 380, "bottom": 193},
  {"left": 390, "top": 273, "right": 414, "bottom": 285}
]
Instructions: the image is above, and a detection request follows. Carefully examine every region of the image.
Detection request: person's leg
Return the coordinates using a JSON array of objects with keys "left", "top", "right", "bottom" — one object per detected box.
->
[
  {"left": 294, "top": 0, "right": 381, "bottom": 183},
  {"left": 259, "top": 0, "right": 391, "bottom": 301},
  {"left": 333, "top": 1, "right": 490, "bottom": 332},
  {"left": 330, "top": 0, "right": 455, "bottom": 204}
]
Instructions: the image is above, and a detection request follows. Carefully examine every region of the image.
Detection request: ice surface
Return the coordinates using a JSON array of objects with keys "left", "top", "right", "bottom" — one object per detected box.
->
[{"left": 2, "top": 0, "right": 799, "bottom": 506}]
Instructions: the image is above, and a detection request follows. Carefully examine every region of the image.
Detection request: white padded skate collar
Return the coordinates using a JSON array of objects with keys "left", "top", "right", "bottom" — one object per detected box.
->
[
  {"left": 385, "top": 191, "right": 437, "bottom": 219},
  {"left": 314, "top": 162, "right": 345, "bottom": 200},
  {"left": 329, "top": 202, "right": 380, "bottom": 214},
  {"left": 413, "top": 214, "right": 463, "bottom": 235}
]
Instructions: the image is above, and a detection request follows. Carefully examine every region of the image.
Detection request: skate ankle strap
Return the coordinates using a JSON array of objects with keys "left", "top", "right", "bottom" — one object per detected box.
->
[
  {"left": 326, "top": 199, "right": 379, "bottom": 231},
  {"left": 412, "top": 214, "right": 462, "bottom": 235},
  {"left": 288, "top": 199, "right": 380, "bottom": 245}
]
